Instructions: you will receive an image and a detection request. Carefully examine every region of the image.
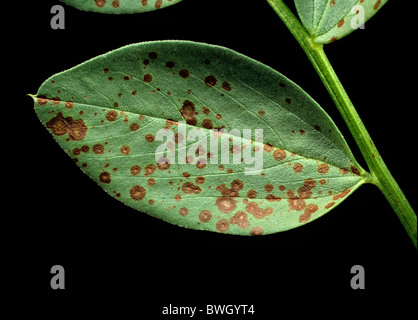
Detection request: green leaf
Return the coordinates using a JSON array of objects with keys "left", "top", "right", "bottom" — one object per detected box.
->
[
  {"left": 294, "top": 0, "right": 388, "bottom": 44},
  {"left": 33, "top": 40, "right": 365, "bottom": 235},
  {"left": 59, "top": 0, "right": 183, "bottom": 14}
]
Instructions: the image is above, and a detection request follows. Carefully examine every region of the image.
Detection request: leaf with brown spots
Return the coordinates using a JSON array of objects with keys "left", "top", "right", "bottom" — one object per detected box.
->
[
  {"left": 59, "top": 0, "right": 183, "bottom": 14},
  {"left": 294, "top": 0, "right": 388, "bottom": 43},
  {"left": 33, "top": 40, "right": 366, "bottom": 236}
]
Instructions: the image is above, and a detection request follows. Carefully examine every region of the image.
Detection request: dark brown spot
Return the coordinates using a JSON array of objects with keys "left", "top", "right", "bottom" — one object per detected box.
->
[
  {"left": 273, "top": 149, "right": 286, "bottom": 161},
  {"left": 144, "top": 74, "right": 153, "bottom": 83},
  {"left": 215, "top": 197, "right": 236, "bottom": 214},
  {"left": 216, "top": 219, "right": 230, "bottom": 233},
  {"left": 145, "top": 134, "right": 155, "bottom": 142},
  {"left": 182, "top": 182, "right": 201, "bottom": 194},
  {"left": 106, "top": 110, "right": 118, "bottom": 122},
  {"left": 195, "top": 176, "right": 205, "bottom": 185},
  {"left": 299, "top": 204, "right": 318, "bottom": 223},
  {"left": 130, "top": 123, "right": 139, "bottom": 132},
  {"left": 298, "top": 186, "right": 312, "bottom": 199},
  {"left": 264, "top": 144, "right": 274, "bottom": 152},
  {"left": 199, "top": 210, "right": 212, "bottom": 223},
  {"left": 247, "top": 189, "right": 257, "bottom": 199},
  {"left": 157, "top": 157, "right": 171, "bottom": 170},
  {"left": 180, "top": 100, "right": 196, "bottom": 125},
  {"left": 245, "top": 202, "right": 273, "bottom": 219},
  {"left": 155, "top": 0, "right": 162, "bottom": 9},
  {"left": 318, "top": 164, "right": 330, "bottom": 175},
  {"left": 288, "top": 198, "right": 306, "bottom": 211},
  {"left": 293, "top": 163, "right": 303, "bottom": 173},
  {"left": 166, "top": 61, "right": 175, "bottom": 68},
  {"left": 46, "top": 112, "right": 87, "bottom": 141},
  {"left": 130, "top": 185, "right": 146, "bottom": 201},
  {"left": 204, "top": 75, "right": 217, "bottom": 87},
  {"left": 148, "top": 52, "right": 158, "bottom": 59},
  {"left": 120, "top": 146, "right": 130, "bottom": 155},
  {"left": 95, "top": 0, "right": 106, "bottom": 8},
  {"left": 332, "top": 188, "right": 351, "bottom": 201},
  {"left": 350, "top": 166, "right": 360, "bottom": 176},
  {"left": 202, "top": 118, "right": 214, "bottom": 129},
  {"left": 304, "top": 179, "right": 317, "bottom": 189},
  {"left": 179, "top": 207, "right": 189, "bottom": 216},
  {"left": 230, "top": 211, "right": 249, "bottom": 229},
  {"left": 112, "top": 0, "right": 120, "bottom": 8},
  {"left": 65, "top": 101, "right": 74, "bottom": 109},
  {"left": 93, "top": 143, "right": 104, "bottom": 155},
  {"left": 130, "top": 165, "right": 141, "bottom": 176},
  {"left": 221, "top": 81, "right": 232, "bottom": 92},
  {"left": 264, "top": 184, "right": 274, "bottom": 193},
  {"left": 99, "top": 171, "right": 111, "bottom": 184},
  {"left": 179, "top": 69, "right": 190, "bottom": 78},
  {"left": 147, "top": 178, "right": 156, "bottom": 186},
  {"left": 325, "top": 202, "right": 335, "bottom": 209},
  {"left": 250, "top": 226, "right": 264, "bottom": 236},
  {"left": 266, "top": 194, "right": 281, "bottom": 202},
  {"left": 145, "top": 164, "right": 156, "bottom": 176}
]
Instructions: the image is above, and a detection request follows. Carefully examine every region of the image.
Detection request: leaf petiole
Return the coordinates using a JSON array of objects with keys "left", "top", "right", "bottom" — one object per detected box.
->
[{"left": 267, "top": 0, "right": 417, "bottom": 248}]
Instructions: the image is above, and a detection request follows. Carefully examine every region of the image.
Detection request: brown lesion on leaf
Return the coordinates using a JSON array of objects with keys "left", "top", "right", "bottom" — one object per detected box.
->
[
  {"left": 215, "top": 197, "right": 236, "bottom": 214},
  {"left": 230, "top": 211, "right": 249, "bottom": 229},
  {"left": 216, "top": 219, "right": 230, "bottom": 232},
  {"left": 99, "top": 171, "right": 111, "bottom": 184},
  {"left": 350, "top": 166, "right": 360, "bottom": 176},
  {"left": 216, "top": 179, "right": 244, "bottom": 197},
  {"left": 273, "top": 148, "right": 286, "bottom": 161},
  {"left": 318, "top": 164, "right": 330, "bottom": 175},
  {"left": 46, "top": 112, "right": 87, "bottom": 141},
  {"left": 332, "top": 188, "right": 351, "bottom": 201},
  {"left": 245, "top": 202, "right": 273, "bottom": 219},
  {"left": 286, "top": 190, "right": 306, "bottom": 212},
  {"left": 179, "top": 207, "right": 189, "bottom": 216},
  {"left": 199, "top": 210, "right": 212, "bottom": 223},
  {"left": 182, "top": 182, "right": 201, "bottom": 194},
  {"left": 130, "top": 185, "right": 146, "bottom": 201},
  {"left": 250, "top": 226, "right": 264, "bottom": 236},
  {"left": 144, "top": 164, "right": 156, "bottom": 176},
  {"left": 299, "top": 204, "right": 319, "bottom": 223},
  {"left": 180, "top": 100, "right": 197, "bottom": 126}
]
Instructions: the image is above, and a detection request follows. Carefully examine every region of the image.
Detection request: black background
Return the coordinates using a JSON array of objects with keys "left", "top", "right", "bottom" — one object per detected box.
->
[{"left": 9, "top": 0, "right": 417, "bottom": 318}]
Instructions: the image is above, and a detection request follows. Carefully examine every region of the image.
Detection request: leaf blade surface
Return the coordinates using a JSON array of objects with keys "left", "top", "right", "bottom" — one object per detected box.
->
[
  {"left": 294, "top": 0, "right": 389, "bottom": 43},
  {"left": 59, "top": 0, "right": 183, "bottom": 13},
  {"left": 33, "top": 40, "right": 365, "bottom": 235}
]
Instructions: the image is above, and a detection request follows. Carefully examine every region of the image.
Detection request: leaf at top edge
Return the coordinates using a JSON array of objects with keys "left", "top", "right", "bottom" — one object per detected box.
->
[
  {"left": 294, "top": 0, "right": 389, "bottom": 44},
  {"left": 59, "top": 0, "right": 183, "bottom": 14},
  {"left": 33, "top": 40, "right": 366, "bottom": 236}
]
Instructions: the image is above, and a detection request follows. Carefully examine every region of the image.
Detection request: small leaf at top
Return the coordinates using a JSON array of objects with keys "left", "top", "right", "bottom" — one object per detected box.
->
[
  {"left": 59, "top": 0, "right": 183, "bottom": 14},
  {"left": 294, "top": 0, "right": 388, "bottom": 44},
  {"left": 33, "top": 40, "right": 365, "bottom": 235}
]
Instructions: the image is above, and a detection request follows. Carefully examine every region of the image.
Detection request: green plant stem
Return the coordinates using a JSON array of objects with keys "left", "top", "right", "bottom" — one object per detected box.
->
[{"left": 267, "top": 0, "right": 417, "bottom": 248}]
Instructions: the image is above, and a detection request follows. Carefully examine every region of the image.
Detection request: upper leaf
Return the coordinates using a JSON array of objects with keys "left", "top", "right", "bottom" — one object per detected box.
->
[
  {"left": 59, "top": 0, "right": 183, "bottom": 14},
  {"left": 294, "top": 0, "right": 388, "bottom": 44},
  {"left": 33, "top": 41, "right": 365, "bottom": 235}
]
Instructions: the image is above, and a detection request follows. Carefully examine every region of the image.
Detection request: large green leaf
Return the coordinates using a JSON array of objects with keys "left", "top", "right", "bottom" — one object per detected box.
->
[
  {"left": 294, "top": 0, "right": 388, "bottom": 44},
  {"left": 33, "top": 40, "right": 365, "bottom": 235},
  {"left": 59, "top": 0, "right": 183, "bottom": 14}
]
